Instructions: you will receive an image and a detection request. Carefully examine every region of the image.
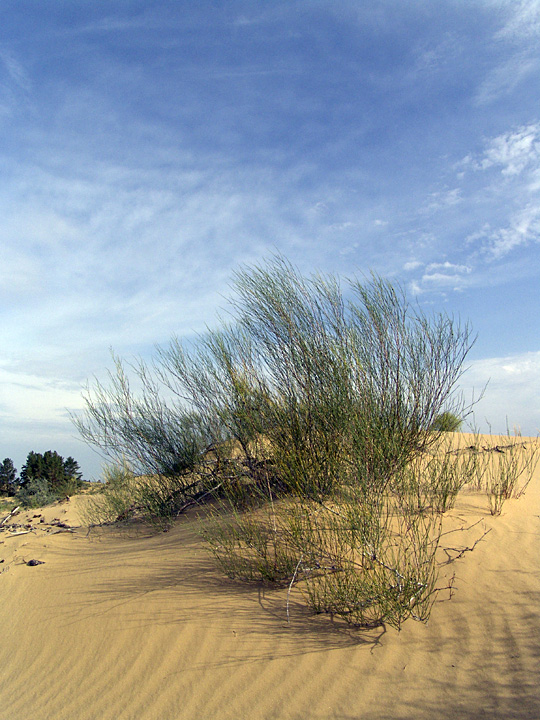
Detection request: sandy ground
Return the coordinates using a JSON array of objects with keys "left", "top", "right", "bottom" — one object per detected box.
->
[{"left": 1, "top": 434, "right": 539, "bottom": 720}]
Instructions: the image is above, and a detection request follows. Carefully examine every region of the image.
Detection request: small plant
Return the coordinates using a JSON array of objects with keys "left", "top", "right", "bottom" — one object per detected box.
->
[
  {"left": 80, "top": 461, "right": 139, "bottom": 525},
  {"left": 16, "top": 477, "right": 59, "bottom": 508},
  {"left": 203, "top": 507, "right": 299, "bottom": 583},
  {"left": 429, "top": 412, "right": 462, "bottom": 433},
  {"left": 395, "top": 454, "right": 464, "bottom": 515},
  {"left": 484, "top": 435, "right": 540, "bottom": 515}
]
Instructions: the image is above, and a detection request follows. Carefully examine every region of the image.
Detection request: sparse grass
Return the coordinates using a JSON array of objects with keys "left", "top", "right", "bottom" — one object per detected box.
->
[
  {"left": 0, "top": 496, "right": 18, "bottom": 513},
  {"left": 484, "top": 434, "right": 540, "bottom": 515},
  {"left": 80, "top": 461, "right": 140, "bottom": 526}
]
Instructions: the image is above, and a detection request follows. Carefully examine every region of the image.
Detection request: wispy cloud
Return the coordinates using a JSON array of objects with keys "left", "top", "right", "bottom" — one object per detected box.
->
[
  {"left": 485, "top": 204, "right": 540, "bottom": 257},
  {"left": 460, "top": 350, "right": 540, "bottom": 435},
  {"left": 475, "top": 53, "right": 540, "bottom": 106},
  {"left": 455, "top": 124, "right": 540, "bottom": 258},
  {"left": 492, "top": 0, "right": 540, "bottom": 40},
  {"left": 0, "top": 367, "right": 83, "bottom": 423},
  {"left": 1, "top": 1, "right": 539, "bottom": 478},
  {"left": 0, "top": 48, "right": 30, "bottom": 91},
  {"left": 478, "top": 124, "right": 540, "bottom": 176},
  {"left": 423, "top": 188, "right": 462, "bottom": 213}
]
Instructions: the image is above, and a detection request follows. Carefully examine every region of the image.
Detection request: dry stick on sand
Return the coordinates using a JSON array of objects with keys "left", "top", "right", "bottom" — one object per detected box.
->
[
  {"left": 4, "top": 530, "right": 33, "bottom": 538},
  {"left": 0, "top": 506, "right": 20, "bottom": 527},
  {"left": 440, "top": 528, "right": 492, "bottom": 566}
]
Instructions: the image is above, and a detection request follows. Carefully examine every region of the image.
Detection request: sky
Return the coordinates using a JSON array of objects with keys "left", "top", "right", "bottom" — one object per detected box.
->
[{"left": 1, "top": 0, "right": 539, "bottom": 481}]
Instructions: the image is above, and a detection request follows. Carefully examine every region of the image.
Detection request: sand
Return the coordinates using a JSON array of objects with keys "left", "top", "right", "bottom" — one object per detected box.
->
[{"left": 1, "top": 434, "right": 539, "bottom": 719}]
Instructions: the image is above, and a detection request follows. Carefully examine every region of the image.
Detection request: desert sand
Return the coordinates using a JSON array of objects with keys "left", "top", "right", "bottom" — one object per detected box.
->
[{"left": 1, "top": 434, "right": 539, "bottom": 720}]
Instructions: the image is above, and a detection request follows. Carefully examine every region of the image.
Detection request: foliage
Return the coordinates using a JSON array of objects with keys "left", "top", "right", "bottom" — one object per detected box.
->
[
  {"left": 74, "top": 255, "right": 477, "bottom": 629},
  {"left": 76, "top": 257, "right": 474, "bottom": 501},
  {"left": 0, "top": 458, "right": 18, "bottom": 496},
  {"left": 64, "top": 456, "right": 83, "bottom": 483},
  {"left": 81, "top": 460, "right": 196, "bottom": 529},
  {"left": 80, "top": 461, "right": 139, "bottom": 526},
  {"left": 16, "top": 477, "right": 59, "bottom": 508},
  {"left": 483, "top": 434, "right": 540, "bottom": 515},
  {"left": 429, "top": 411, "right": 463, "bottom": 433},
  {"left": 20, "top": 450, "right": 84, "bottom": 495}
]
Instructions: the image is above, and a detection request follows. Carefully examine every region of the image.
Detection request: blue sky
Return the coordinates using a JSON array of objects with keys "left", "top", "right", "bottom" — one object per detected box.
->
[{"left": 1, "top": 1, "right": 539, "bottom": 480}]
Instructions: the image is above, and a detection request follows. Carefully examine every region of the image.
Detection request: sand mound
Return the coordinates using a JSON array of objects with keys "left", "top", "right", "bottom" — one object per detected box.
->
[{"left": 1, "top": 435, "right": 539, "bottom": 719}]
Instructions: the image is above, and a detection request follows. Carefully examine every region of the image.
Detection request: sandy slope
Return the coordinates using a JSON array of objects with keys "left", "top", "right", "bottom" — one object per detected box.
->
[{"left": 1, "top": 435, "right": 539, "bottom": 720}]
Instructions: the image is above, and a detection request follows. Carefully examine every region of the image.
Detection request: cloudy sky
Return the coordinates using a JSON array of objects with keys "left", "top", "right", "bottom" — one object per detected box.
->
[{"left": 1, "top": 1, "right": 539, "bottom": 480}]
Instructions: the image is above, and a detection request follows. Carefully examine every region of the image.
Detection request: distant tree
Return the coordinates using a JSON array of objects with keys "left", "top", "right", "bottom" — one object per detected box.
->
[
  {"left": 0, "top": 458, "right": 18, "bottom": 495},
  {"left": 42, "top": 450, "right": 67, "bottom": 490},
  {"left": 20, "top": 451, "right": 44, "bottom": 487},
  {"left": 430, "top": 411, "right": 462, "bottom": 432},
  {"left": 20, "top": 450, "right": 83, "bottom": 493},
  {"left": 64, "top": 456, "right": 83, "bottom": 484}
]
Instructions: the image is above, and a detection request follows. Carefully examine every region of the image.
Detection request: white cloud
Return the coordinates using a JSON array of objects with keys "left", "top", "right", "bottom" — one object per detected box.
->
[
  {"left": 425, "top": 261, "right": 471, "bottom": 274},
  {"left": 0, "top": 48, "right": 30, "bottom": 91},
  {"left": 480, "top": 124, "right": 540, "bottom": 176},
  {"left": 423, "top": 188, "right": 462, "bottom": 213},
  {"left": 410, "top": 262, "right": 473, "bottom": 293},
  {"left": 0, "top": 367, "right": 84, "bottom": 424},
  {"left": 403, "top": 260, "right": 423, "bottom": 272},
  {"left": 457, "top": 125, "right": 540, "bottom": 260},
  {"left": 460, "top": 350, "right": 540, "bottom": 435},
  {"left": 486, "top": 204, "right": 540, "bottom": 257},
  {"left": 493, "top": 0, "right": 540, "bottom": 40},
  {"left": 475, "top": 53, "right": 540, "bottom": 105}
]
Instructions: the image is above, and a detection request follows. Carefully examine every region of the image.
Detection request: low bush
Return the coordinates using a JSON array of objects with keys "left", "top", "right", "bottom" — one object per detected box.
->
[
  {"left": 484, "top": 435, "right": 540, "bottom": 515},
  {"left": 74, "top": 255, "right": 477, "bottom": 629},
  {"left": 80, "top": 461, "right": 139, "bottom": 525},
  {"left": 16, "top": 477, "right": 59, "bottom": 508},
  {"left": 429, "top": 412, "right": 462, "bottom": 432}
]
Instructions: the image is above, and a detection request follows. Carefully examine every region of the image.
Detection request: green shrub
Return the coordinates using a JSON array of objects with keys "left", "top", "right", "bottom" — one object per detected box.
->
[
  {"left": 80, "top": 461, "right": 139, "bottom": 526},
  {"left": 74, "top": 256, "right": 476, "bottom": 628},
  {"left": 16, "top": 477, "right": 59, "bottom": 508},
  {"left": 429, "top": 411, "right": 462, "bottom": 432}
]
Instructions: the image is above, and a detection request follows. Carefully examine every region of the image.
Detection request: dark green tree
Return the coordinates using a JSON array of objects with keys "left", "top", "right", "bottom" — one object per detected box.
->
[
  {"left": 64, "top": 456, "right": 83, "bottom": 483},
  {"left": 20, "top": 451, "right": 44, "bottom": 487},
  {"left": 42, "top": 450, "right": 67, "bottom": 490},
  {"left": 20, "top": 450, "right": 83, "bottom": 492},
  {"left": 0, "top": 458, "right": 18, "bottom": 495}
]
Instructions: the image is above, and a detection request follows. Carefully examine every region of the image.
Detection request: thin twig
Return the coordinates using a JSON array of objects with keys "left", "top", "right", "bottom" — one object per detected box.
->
[
  {"left": 287, "top": 554, "right": 304, "bottom": 624},
  {"left": 440, "top": 528, "right": 491, "bottom": 565}
]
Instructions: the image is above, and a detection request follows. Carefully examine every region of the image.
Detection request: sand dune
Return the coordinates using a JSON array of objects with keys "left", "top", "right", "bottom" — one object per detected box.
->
[{"left": 1, "top": 435, "right": 539, "bottom": 719}]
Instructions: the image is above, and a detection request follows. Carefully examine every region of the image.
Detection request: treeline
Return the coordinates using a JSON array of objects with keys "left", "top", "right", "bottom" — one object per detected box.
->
[{"left": 0, "top": 451, "right": 83, "bottom": 505}]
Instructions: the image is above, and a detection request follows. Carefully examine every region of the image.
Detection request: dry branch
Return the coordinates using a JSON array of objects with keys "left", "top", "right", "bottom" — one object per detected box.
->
[{"left": 0, "top": 506, "right": 20, "bottom": 527}]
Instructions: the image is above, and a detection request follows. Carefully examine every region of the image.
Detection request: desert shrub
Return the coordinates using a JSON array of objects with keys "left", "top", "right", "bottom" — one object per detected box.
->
[
  {"left": 57, "top": 475, "right": 84, "bottom": 497},
  {"left": 81, "top": 460, "right": 207, "bottom": 529},
  {"left": 430, "top": 411, "right": 462, "bottom": 432},
  {"left": 203, "top": 504, "right": 300, "bottom": 583},
  {"left": 81, "top": 461, "right": 139, "bottom": 525},
  {"left": 484, "top": 434, "right": 540, "bottom": 515},
  {"left": 76, "top": 257, "right": 473, "bottom": 507},
  {"left": 74, "top": 256, "right": 476, "bottom": 628},
  {"left": 16, "top": 477, "right": 59, "bottom": 508}
]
